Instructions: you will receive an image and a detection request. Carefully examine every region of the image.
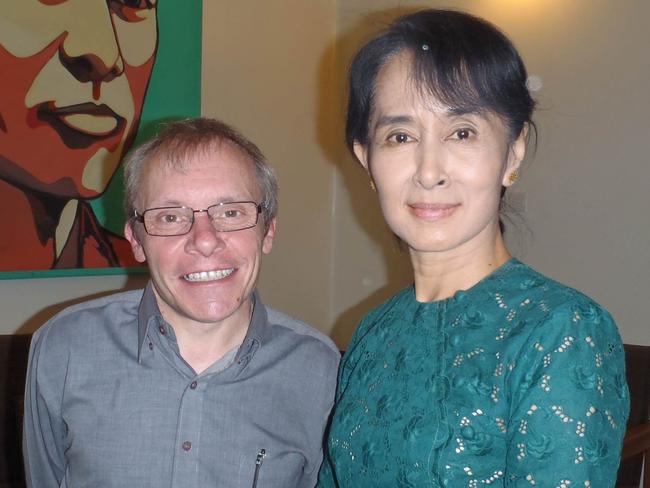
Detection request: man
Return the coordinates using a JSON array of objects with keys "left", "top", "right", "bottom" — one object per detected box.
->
[
  {"left": 0, "top": 0, "right": 158, "bottom": 270},
  {"left": 23, "top": 118, "right": 340, "bottom": 487}
]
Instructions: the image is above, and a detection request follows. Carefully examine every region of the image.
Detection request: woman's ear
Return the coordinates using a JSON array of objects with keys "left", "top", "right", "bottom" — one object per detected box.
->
[
  {"left": 352, "top": 141, "right": 370, "bottom": 173},
  {"left": 502, "top": 124, "right": 528, "bottom": 187}
]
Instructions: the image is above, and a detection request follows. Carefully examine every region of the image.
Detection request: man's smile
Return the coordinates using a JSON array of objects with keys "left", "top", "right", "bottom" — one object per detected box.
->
[{"left": 183, "top": 268, "right": 235, "bottom": 282}]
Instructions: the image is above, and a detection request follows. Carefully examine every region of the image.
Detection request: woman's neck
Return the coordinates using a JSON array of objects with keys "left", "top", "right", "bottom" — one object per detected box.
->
[{"left": 410, "top": 231, "right": 511, "bottom": 303}]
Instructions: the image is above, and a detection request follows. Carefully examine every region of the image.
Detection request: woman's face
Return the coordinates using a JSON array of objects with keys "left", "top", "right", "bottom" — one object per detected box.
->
[
  {"left": 354, "top": 52, "right": 526, "bottom": 257},
  {"left": 0, "top": 0, "right": 158, "bottom": 199}
]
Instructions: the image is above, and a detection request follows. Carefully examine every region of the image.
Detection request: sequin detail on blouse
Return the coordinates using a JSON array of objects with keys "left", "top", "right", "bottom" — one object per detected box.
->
[{"left": 318, "top": 259, "right": 629, "bottom": 487}]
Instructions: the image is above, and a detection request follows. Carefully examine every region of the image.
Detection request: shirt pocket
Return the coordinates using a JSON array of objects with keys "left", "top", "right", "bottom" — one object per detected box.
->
[{"left": 238, "top": 449, "right": 305, "bottom": 488}]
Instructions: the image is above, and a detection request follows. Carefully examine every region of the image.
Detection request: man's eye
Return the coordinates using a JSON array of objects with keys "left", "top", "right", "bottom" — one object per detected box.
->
[
  {"left": 224, "top": 210, "right": 242, "bottom": 218},
  {"left": 160, "top": 214, "right": 180, "bottom": 224}
]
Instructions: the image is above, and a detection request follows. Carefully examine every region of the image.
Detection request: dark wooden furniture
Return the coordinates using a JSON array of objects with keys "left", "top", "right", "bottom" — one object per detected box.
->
[
  {"left": 1, "top": 336, "right": 648, "bottom": 488},
  {"left": 617, "top": 344, "right": 650, "bottom": 488},
  {"left": 0, "top": 335, "right": 30, "bottom": 488}
]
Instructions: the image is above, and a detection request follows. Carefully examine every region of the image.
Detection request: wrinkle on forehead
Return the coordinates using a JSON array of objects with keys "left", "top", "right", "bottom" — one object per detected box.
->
[{"left": 145, "top": 139, "right": 250, "bottom": 178}]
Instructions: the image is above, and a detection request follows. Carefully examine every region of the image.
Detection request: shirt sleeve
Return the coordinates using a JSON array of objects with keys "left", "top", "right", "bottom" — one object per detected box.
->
[
  {"left": 302, "top": 346, "right": 340, "bottom": 488},
  {"left": 23, "top": 325, "right": 68, "bottom": 487},
  {"left": 505, "top": 299, "right": 629, "bottom": 487}
]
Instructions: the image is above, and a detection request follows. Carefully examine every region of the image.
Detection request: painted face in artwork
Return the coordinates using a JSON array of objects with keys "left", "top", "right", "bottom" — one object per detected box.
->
[{"left": 0, "top": 0, "right": 158, "bottom": 199}]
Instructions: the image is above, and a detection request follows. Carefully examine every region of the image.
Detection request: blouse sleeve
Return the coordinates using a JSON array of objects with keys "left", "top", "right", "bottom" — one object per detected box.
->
[
  {"left": 505, "top": 298, "right": 629, "bottom": 487},
  {"left": 317, "top": 314, "right": 371, "bottom": 487}
]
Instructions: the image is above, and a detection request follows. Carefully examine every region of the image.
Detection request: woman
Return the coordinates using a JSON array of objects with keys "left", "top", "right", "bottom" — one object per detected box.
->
[{"left": 319, "top": 9, "right": 628, "bottom": 487}]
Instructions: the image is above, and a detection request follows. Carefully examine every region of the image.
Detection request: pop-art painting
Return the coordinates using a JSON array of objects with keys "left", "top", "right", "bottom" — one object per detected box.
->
[{"left": 0, "top": 0, "right": 201, "bottom": 278}]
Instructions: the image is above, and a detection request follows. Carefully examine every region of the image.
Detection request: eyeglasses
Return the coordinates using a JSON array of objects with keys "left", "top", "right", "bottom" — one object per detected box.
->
[{"left": 133, "top": 201, "right": 263, "bottom": 236}]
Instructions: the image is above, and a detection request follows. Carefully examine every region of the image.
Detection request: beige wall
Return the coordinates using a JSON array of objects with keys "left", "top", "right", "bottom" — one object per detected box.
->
[
  {"left": 328, "top": 0, "right": 650, "bottom": 347},
  {"left": 3, "top": 1, "right": 648, "bottom": 351},
  {"left": 201, "top": 0, "right": 339, "bottom": 336}
]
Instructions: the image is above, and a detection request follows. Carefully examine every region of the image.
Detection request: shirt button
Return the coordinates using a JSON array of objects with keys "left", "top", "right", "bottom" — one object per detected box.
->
[
  {"left": 182, "top": 441, "right": 192, "bottom": 451},
  {"left": 158, "top": 325, "right": 166, "bottom": 335},
  {"left": 190, "top": 381, "right": 198, "bottom": 389},
  {"left": 148, "top": 342, "right": 154, "bottom": 350}
]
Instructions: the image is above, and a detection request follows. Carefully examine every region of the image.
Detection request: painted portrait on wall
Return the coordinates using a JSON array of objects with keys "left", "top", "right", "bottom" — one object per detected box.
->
[{"left": 0, "top": 0, "right": 201, "bottom": 278}]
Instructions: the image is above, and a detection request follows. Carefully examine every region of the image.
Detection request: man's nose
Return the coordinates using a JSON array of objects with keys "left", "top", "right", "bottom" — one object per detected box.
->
[
  {"left": 59, "top": 0, "right": 124, "bottom": 84},
  {"left": 186, "top": 213, "right": 226, "bottom": 257}
]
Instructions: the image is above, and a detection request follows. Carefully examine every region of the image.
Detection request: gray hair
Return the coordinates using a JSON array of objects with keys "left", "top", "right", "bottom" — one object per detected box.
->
[{"left": 123, "top": 117, "right": 278, "bottom": 230}]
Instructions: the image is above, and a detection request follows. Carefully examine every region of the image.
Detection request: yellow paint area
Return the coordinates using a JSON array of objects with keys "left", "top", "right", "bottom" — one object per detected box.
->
[
  {"left": 82, "top": 143, "right": 125, "bottom": 193},
  {"left": 62, "top": 114, "right": 119, "bottom": 136},
  {"left": 55, "top": 198, "right": 78, "bottom": 258},
  {"left": 0, "top": 0, "right": 157, "bottom": 67}
]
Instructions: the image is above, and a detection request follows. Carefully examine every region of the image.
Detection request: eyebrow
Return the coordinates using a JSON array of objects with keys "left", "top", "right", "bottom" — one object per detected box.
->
[
  {"left": 373, "top": 115, "right": 415, "bottom": 130},
  {"left": 373, "top": 108, "right": 485, "bottom": 131}
]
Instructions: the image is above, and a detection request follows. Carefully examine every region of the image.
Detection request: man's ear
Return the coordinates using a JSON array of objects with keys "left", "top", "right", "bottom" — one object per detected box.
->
[
  {"left": 262, "top": 218, "right": 277, "bottom": 255},
  {"left": 352, "top": 141, "right": 370, "bottom": 173},
  {"left": 124, "top": 220, "right": 147, "bottom": 263},
  {"left": 502, "top": 124, "right": 528, "bottom": 187}
]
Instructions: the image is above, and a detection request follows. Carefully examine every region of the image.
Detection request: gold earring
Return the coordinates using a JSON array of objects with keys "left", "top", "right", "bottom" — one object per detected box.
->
[
  {"left": 369, "top": 179, "right": 376, "bottom": 191},
  {"left": 508, "top": 170, "right": 519, "bottom": 185}
]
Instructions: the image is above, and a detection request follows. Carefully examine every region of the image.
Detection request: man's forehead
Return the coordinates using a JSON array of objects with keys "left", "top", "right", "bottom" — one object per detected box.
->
[
  {"left": 136, "top": 142, "right": 260, "bottom": 208},
  {"left": 147, "top": 140, "right": 252, "bottom": 174}
]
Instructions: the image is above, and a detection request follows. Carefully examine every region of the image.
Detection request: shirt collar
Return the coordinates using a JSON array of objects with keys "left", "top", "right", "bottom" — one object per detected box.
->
[
  {"left": 136, "top": 283, "right": 268, "bottom": 365},
  {"left": 137, "top": 283, "right": 161, "bottom": 363},
  {"left": 233, "top": 291, "right": 267, "bottom": 367}
]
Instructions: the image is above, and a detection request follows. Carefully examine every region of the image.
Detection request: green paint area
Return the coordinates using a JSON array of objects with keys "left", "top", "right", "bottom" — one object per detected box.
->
[{"left": 91, "top": 0, "right": 202, "bottom": 235}]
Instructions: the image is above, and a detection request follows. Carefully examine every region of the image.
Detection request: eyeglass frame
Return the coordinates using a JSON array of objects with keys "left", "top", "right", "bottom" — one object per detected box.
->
[{"left": 132, "top": 200, "right": 264, "bottom": 237}]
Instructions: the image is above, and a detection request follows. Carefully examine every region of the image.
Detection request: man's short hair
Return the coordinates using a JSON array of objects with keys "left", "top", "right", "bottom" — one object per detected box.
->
[{"left": 123, "top": 117, "right": 278, "bottom": 230}]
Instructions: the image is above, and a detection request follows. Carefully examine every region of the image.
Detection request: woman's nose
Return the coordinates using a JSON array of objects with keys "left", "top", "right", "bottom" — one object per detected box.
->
[{"left": 413, "top": 143, "right": 448, "bottom": 189}]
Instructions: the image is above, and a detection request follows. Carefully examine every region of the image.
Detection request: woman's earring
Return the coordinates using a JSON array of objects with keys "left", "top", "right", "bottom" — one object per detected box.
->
[
  {"left": 508, "top": 170, "right": 519, "bottom": 185},
  {"left": 369, "top": 179, "right": 377, "bottom": 192}
]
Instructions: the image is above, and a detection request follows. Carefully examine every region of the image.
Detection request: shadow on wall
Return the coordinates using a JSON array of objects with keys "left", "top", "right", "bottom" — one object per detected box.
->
[
  {"left": 14, "top": 274, "right": 149, "bottom": 335},
  {"left": 314, "top": 7, "right": 420, "bottom": 348}
]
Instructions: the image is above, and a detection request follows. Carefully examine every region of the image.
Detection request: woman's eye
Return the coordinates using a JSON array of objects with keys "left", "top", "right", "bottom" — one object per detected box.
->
[
  {"left": 388, "top": 133, "right": 411, "bottom": 144},
  {"left": 452, "top": 128, "right": 473, "bottom": 140}
]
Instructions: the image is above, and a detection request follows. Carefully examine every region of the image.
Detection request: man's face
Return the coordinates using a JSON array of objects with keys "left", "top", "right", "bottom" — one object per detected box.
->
[
  {"left": 125, "top": 143, "right": 276, "bottom": 330},
  {"left": 0, "top": 0, "right": 158, "bottom": 199}
]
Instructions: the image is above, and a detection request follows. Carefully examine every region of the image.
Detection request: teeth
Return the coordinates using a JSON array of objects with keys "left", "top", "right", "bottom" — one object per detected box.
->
[{"left": 184, "top": 269, "right": 234, "bottom": 282}]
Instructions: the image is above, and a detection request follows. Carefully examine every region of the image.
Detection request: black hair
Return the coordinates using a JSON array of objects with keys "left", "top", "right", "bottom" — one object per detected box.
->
[{"left": 346, "top": 9, "right": 535, "bottom": 151}]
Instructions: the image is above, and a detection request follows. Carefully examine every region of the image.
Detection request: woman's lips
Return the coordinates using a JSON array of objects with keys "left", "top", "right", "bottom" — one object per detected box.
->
[
  {"left": 36, "top": 102, "right": 125, "bottom": 150},
  {"left": 408, "top": 202, "right": 459, "bottom": 220}
]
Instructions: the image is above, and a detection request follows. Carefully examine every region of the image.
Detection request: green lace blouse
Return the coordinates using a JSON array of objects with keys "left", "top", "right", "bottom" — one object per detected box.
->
[{"left": 318, "top": 259, "right": 629, "bottom": 487}]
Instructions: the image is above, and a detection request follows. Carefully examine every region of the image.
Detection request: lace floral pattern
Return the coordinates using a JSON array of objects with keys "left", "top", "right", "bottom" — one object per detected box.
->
[{"left": 318, "top": 260, "right": 629, "bottom": 487}]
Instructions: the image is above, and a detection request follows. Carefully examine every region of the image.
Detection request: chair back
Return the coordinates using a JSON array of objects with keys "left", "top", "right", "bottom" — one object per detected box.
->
[
  {"left": 0, "top": 334, "right": 30, "bottom": 488},
  {"left": 617, "top": 344, "right": 650, "bottom": 487}
]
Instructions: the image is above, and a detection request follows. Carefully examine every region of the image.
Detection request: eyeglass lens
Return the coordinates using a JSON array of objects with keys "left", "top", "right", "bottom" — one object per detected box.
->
[{"left": 142, "top": 202, "right": 259, "bottom": 236}]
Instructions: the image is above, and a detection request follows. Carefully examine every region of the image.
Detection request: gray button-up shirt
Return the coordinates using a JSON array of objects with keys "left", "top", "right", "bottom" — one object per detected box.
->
[{"left": 23, "top": 285, "right": 339, "bottom": 488}]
